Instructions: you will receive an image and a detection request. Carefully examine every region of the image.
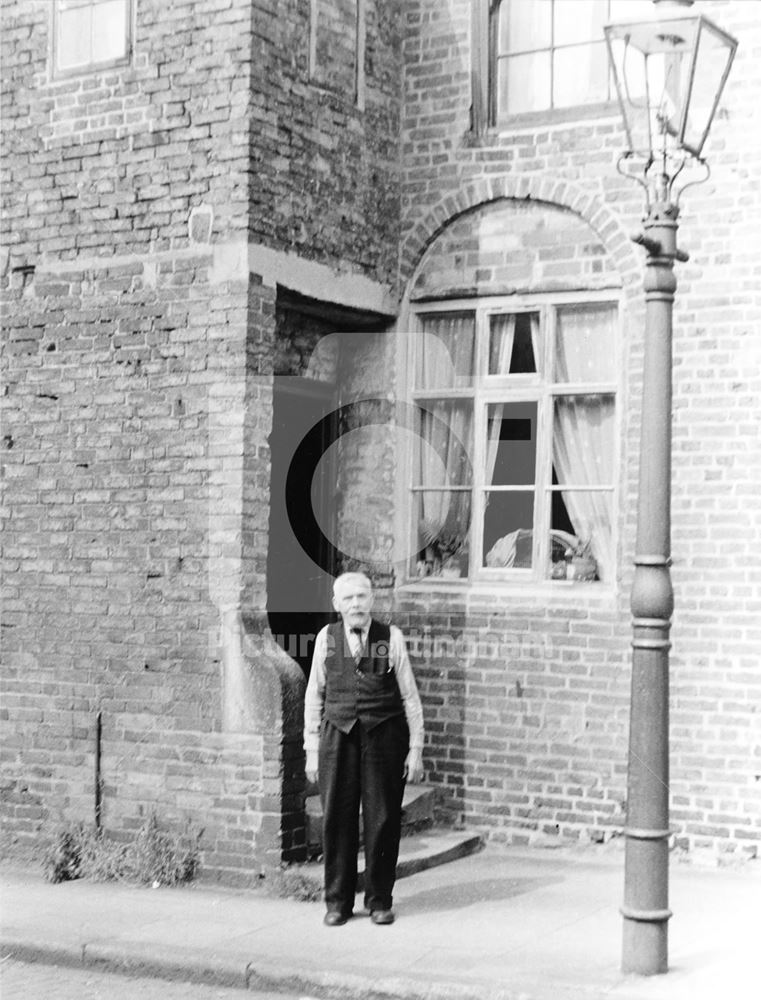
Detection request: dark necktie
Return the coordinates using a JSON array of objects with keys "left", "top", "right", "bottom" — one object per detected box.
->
[{"left": 351, "top": 628, "right": 363, "bottom": 665}]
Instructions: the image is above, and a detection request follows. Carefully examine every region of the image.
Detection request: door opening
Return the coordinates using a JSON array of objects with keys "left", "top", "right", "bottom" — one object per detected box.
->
[{"left": 267, "top": 377, "right": 338, "bottom": 675}]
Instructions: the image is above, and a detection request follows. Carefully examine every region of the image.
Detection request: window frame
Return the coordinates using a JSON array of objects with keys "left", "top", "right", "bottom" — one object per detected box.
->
[
  {"left": 486, "top": 0, "right": 622, "bottom": 125},
  {"left": 406, "top": 289, "right": 621, "bottom": 588},
  {"left": 308, "top": 0, "right": 366, "bottom": 109},
  {"left": 52, "top": 0, "right": 134, "bottom": 80}
]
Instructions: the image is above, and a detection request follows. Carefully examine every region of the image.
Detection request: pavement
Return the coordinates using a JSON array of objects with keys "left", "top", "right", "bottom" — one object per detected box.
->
[{"left": 1, "top": 844, "right": 759, "bottom": 1000}]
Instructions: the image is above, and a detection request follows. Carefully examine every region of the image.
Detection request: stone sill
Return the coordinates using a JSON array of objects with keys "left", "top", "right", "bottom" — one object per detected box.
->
[
  {"left": 396, "top": 578, "right": 618, "bottom": 609},
  {"left": 465, "top": 101, "right": 621, "bottom": 145}
]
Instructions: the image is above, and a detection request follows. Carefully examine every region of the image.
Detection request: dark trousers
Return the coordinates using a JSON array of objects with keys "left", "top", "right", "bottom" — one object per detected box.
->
[{"left": 318, "top": 715, "right": 408, "bottom": 915}]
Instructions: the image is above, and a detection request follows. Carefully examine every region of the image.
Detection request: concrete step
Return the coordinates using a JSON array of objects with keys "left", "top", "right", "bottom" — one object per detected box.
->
[
  {"left": 306, "top": 783, "right": 435, "bottom": 856},
  {"left": 288, "top": 826, "right": 484, "bottom": 898},
  {"left": 390, "top": 827, "right": 483, "bottom": 882}
]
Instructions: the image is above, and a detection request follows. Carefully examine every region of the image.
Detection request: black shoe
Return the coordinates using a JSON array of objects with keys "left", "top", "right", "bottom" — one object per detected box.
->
[
  {"left": 370, "top": 909, "right": 395, "bottom": 925},
  {"left": 324, "top": 910, "right": 350, "bottom": 926}
]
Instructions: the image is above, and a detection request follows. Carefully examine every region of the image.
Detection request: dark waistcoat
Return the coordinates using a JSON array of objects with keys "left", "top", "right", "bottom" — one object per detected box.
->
[{"left": 324, "top": 620, "right": 404, "bottom": 733}]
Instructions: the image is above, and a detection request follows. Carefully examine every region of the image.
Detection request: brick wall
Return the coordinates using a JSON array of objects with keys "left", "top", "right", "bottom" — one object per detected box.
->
[
  {"left": 391, "top": 0, "right": 761, "bottom": 857},
  {"left": 1, "top": 0, "right": 404, "bottom": 879},
  {"left": 0, "top": 0, "right": 265, "bottom": 878},
  {"left": 3, "top": 0, "right": 757, "bottom": 874},
  {"left": 249, "top": 0, "right": 404, "bottom": 285}
]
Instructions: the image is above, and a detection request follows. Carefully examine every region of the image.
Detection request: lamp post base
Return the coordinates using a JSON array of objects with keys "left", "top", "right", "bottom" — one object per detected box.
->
[{"left": 622, "top": 917, "right": 669, "bottom": 976}]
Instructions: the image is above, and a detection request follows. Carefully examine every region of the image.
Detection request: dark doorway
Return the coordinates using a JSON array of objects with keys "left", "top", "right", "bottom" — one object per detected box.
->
[
  {"left": 267, "top": 377, "right": 338, "bottom": 676},
  {"left": 266, "top": 291, "right": 391, "bottom": 675}
]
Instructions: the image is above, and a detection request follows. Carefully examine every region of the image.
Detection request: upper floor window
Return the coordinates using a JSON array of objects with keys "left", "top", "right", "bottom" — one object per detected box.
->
[
  {"left": 486, "top": 0, "right": 647, "bottom": 121},
  {"left": 408, "top": 294, "right": 619, "bottom": 586},
  {"left": 309, "top": 0, "right": 366, "bottom": 108},
  {"left": 54, "top": 0, "right": 133, "bottom": 77}
]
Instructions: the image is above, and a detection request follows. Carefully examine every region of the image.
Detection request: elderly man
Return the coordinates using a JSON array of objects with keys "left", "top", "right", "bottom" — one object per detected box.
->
[{"left": 304, "top": 571, "right": 424, "bottom": 926}]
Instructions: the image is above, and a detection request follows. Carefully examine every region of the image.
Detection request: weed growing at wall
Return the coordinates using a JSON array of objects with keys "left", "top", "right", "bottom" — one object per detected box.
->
[
  {"left": 264, "top": 863, "right": 323, "bottom": 902},
  {"left": 42, "top": 814, "right": 202, "bottom": 886}
]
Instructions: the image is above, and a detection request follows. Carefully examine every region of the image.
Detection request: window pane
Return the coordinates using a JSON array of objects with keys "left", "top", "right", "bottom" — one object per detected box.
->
[
  {"left": 92, "top": 0, "right": 129, "bottom": 62},
  {"left": 609, "top": 0, "right": 654, "bottom": 20},
  {"left": 486, "top": 402, "right": 537, "bottom": 487},
  {"left": 58, "top": 6, "right": 92, "bottom": 70},
  {"left": 415, "top": 400, "right": 473, "bottom": 489},
  {"left": 548, "top": 490, "right": 613, "bottom": 582},
  {"left": 554, "top": 41, "right": 609, "bottom": 107},
  {"left": 554, "top": 303, "right": 617, "bottom": 382},
  {"left": 489, "top": 312, "right": 538, "bottom": 375},
  {"left": 414, "top": 490, "right": 470, "bottom": 578},
  {"left": 500, "top": 51, "right": 551, "bottom": 114},
  {"left": 483, "top": 496, "right": 535, "bottom": 568},
  {"left": 553, "top": 394, "right": 615, "bottom": 486},
  {"left": 500, "top": 0, "right": 552, "bottom": 54},
  {"left": 416, "top": 312, "right": 475, "bottom": 389},
  {"left": 554, "top": 0, "right": 606, "bottom": 46}
]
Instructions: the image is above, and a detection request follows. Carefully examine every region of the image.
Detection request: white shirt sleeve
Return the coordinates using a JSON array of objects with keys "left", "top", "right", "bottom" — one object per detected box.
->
[
  {"left": 390, "top": 625, "right": 425, "bottom": 751},
  {"left": 303, "top": 625, "right": 329, "bottom": 757}
]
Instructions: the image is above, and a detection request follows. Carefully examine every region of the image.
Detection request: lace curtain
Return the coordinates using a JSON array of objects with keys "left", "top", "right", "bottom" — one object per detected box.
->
[
  {"left": 417, "top": 402, "right": 472, "bottom": 537},
  {"left": 416, "top": 314, "right": 475, "bottom": 551},
  {"left": 552, "top": 305, "right": 616, "bottom": 581},
  {"left": 485, "top": 313, "right": 515, "bottom": 489},
  {"left": 418, "top": 312, "right": 475, "bottom": 389}
]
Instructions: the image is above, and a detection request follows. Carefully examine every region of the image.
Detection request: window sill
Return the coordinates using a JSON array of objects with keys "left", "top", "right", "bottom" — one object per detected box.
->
[
  {"left": 53, "top": 55, "right": 131, "bottom": 81},
  {"left": 397, "top": 577, "right": 617, "bottom": 606},
  {"left": 308, "top": 80, "right": 364, "bottom": 113},
  {"left": 465, "top": 100, "right": 621, "bottom": 145}
]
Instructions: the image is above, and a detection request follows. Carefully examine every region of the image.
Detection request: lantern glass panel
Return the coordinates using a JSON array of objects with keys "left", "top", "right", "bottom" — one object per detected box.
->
[
  {"left": 605, "top": 15, "right": 698, "bottom": 158},
  {"left": 605, "top": 12, "right": 736, "bottom": 160},
  {"left": 606, "top": 33, "right": 651, "bottom": 155},
  {"left": 682, "top": 21, "right": 736, "bottom": 156}
]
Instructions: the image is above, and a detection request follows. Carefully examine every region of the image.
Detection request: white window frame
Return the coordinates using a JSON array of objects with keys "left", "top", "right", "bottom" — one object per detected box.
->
[
  {"left": 53, "top": 0, "right": 134, "bottom": 79},
  {"left": 406, "top": 290, "right": 621, "bottom": 588},
  {"left": 487, "top": 0, "right": 630, "bottom": 124}
]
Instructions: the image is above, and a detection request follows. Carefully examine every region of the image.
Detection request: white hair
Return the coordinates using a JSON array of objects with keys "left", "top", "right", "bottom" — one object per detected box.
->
[{"left": 332, "top": 571, "right": 372, "bottom": 597}]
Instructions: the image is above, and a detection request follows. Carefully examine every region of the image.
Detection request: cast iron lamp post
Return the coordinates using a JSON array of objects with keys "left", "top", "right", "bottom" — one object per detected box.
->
[{"left": 602, "top": 0, "right": 737, "bottom": 977}]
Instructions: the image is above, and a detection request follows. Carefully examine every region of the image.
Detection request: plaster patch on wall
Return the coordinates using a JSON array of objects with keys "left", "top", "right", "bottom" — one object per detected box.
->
[
  {"left": 211, "top": 240, "right": 248, "bottom": 285},
  {"left": 189, "top": 204, "right": 214, "bottom": 245}
]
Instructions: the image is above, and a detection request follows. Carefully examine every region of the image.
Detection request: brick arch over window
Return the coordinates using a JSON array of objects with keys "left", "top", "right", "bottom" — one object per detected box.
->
[{"left": 400, "top": 177, "right": 641, "bottom": 297}]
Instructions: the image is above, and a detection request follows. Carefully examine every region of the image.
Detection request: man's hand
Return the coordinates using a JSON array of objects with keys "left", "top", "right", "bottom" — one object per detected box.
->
[
  {"left": 404, "top": 748, "right": 424, "bottom": 784},
  {"left": 306, "top": 753, "right": 319, "bottom": 785}
]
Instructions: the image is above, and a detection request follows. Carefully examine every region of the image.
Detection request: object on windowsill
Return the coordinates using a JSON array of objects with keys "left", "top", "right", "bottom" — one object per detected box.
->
[
  {"left": 419, "top": 516, "right": 467, "bottom": 578},
  {"left": 439, "top": 558, "right": 462, "bottom": 579},
  {"left": 487, "top": 528, "right": 577, "bottom": 573},
  {"left": 551, "top": 558, "right": 567, "bottom": 579},
  {"left": 564, "top": 538, "right": 598, "bottom": 582}
]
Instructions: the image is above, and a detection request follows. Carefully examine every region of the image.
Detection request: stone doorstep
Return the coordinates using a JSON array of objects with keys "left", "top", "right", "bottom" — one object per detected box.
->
[
  {"left": 293, "top": 826, "right": 484, "bottom": 897},
  {"left": 301, "top": 783, "right": 483, "bottom": 895},
  {"left": 306, "top": 783, "right": 436, "bottom": 855},
  {"left": 390, "top": 827, "right": 484, "bottom": 882}
]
